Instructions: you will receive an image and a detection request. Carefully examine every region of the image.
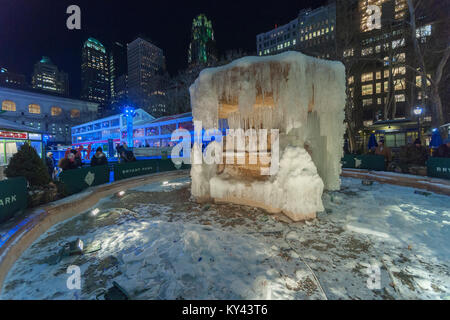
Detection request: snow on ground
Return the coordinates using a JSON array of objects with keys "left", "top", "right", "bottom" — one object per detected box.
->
[{"left": 1, "top": 176, "right": 449, "bottom": 300}]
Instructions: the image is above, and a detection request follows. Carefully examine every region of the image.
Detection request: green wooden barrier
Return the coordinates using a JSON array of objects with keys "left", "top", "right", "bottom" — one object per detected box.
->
[
  {"left": 114, "top": 159, "right": 191, "bottom": 182},
  {"left": 59, "top": 165, "right": 110, "bottom": 195},
  {"left": 158, "top": 159, "right": 177, "bottom": 172},
  {"left": 342, "top": 154, "right": 386, "bottom": 171},
  {"left": 114, "top": 160, "right": 158, "bottom": 181},
  {"left": 0, "top": 177, "right": 28, "bottom": 224},
  {"left": 158, "top": 159, "right": 191, "bottom": 172},
  {"left": 427, "top": 157, "right": 450, "bottom": 180}
]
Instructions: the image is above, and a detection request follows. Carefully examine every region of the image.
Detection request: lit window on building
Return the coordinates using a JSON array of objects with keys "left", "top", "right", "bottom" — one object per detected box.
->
[
  {"left": 1, "top": 100, "right": 16, "bottom": 111},
  {"left": 393, "top": 66, "right": 406, "bottom": 76},
  {"left": 29, "top": 104, "right": 41, "bottom": 114},
  {"left": 392, "top": 38, "right": 405, "bottom": 49},
  {"left": 376, "top": 72, "right": 382, "bottom": 80},
  {"left": 394, "top": 78, "right": 405, "bottom": 91},
  {"left": 416, "top": 25, "right": 432, "bottom": 40},
  {"left": 362, "top": 47, "right": 373, "bottom": 56},
  {"left": 362, "top": 84, "right": 373, "bottom": 96},
  {"left": 362, "top": 98, "right": 373, "bottom": 107},
  {"left": 361, "top": 72, "right": 373, "bottom": 82},
  {"left": 70, "top": 109, "right": 81, "bottom": 118},
  {"left": 348, "top": 76, "right": 354, "bottom": 85},
  {"left": 416, "top": 75, "right": 431, "bottom": 87},
  {"left": 343, "top": 48, "right": 354, "bottom": 57},
  {"left": 395, "top": 94, "right": 405, "bottom": 102},
  {"left": 51, "top": 106, "right": 62, "bottom": 116},
  {"left": 376, "top": 83, "right": 382, "bottom": 94}
]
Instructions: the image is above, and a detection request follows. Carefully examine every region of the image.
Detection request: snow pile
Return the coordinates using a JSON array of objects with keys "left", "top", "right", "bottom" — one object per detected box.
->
[
  {"left": 189, "top": 51, "right": 346, "bottom": 220},
  {"left": 210, "top": 147, "right": 324, "bottom": 220}
]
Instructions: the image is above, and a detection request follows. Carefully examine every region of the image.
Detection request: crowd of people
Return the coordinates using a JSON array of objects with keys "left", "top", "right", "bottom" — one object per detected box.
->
[
  {"left": 44, "top": 143, "right": 137, "bottom": 179},
  {"left": 366, "top": 136, "right": 450, "bottom": 175}
]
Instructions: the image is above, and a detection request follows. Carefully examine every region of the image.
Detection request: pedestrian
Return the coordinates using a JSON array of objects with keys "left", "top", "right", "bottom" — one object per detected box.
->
[
  {"left": 59, "top": 150, "right": 78, "bottom": 172},
  {"left": 375, "top": 137, "right": 392, "bottom": 165},
  {"left": 45, "top": 152, "right": 55, "bottom": 179},
  {"left": 399, "top": 138, "right": 429, "bottom": 175},
  {"left": 91, "top": 147, "right": 108, "bottom": 166},
  {"left": 117, "top": 143, "right": 136, "bottom": 163},
  {"left": 435, "top": 138, "right": 450, "bottom": 158}
]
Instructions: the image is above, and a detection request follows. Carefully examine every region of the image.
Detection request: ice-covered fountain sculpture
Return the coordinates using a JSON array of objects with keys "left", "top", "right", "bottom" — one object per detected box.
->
[{"left": 189, "top": 51, "right": 346, "bottom": 221}]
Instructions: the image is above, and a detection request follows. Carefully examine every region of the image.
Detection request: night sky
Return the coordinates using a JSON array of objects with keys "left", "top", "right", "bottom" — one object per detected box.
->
[{"left": 0, "top": 0, "right": 326, "bottom": 97}]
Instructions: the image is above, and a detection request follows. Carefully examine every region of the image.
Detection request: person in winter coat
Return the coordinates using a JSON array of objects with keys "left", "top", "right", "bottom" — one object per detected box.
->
[
  {"left": 91, "top": 147, "right": 108, "bottom": 166},
  {"left": 399, "top": 138, "right": 429, "bottom": 174},
  {"left": 59, "top": 150, "right": 79, "bottom": 171},
  {"left": 375, "top": 137, "right": 392, "bottom": 164},
  {"left": 435, "top": 138, "right": 450, "bottom": 158},
  {"left": 45, "top": 152, "right": 55, "bottom": 178},
  {"left": 116, "top": 144, "right": 136, "bottom": 163}
]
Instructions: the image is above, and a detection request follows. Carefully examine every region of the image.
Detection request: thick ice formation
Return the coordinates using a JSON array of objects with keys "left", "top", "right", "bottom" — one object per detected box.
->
[{"left": 189, "top": 51, "right": 346, "bottom": 221}]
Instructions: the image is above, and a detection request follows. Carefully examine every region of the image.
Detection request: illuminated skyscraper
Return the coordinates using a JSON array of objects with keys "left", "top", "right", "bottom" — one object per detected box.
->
[
  {"left": 188, "top": 14, "right": 217, "bottom": 66},
  {"left": 32, "top": 56, "right": 68, "bottom": 95},
  {"left": 109, "top": 41, "right": 127, "bottom": 103},
  {"left": 127, "top": 37, "right": 167, "bottom": 117},
  {"left": 81, "top": 38, "right": 110, "bottom": 104}
]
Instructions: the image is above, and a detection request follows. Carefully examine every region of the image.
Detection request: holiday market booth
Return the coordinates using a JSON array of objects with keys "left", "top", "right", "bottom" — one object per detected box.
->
[{"left": 0, "top": 118, "right": 44, "bottom": 179}]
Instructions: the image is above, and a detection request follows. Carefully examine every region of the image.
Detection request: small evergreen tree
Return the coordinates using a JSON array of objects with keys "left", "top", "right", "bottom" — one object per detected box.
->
[{"left": 4, "top": 143, "right": 50, "bottom": 187}]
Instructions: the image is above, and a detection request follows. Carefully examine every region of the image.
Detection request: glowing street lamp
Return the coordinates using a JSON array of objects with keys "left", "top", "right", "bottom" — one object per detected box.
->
[
  {"left": 413, "top": 106, "right": 423, "bottom": 116},
  {"left": 414, "top": 106, "right": 424, "bottom": 141}
]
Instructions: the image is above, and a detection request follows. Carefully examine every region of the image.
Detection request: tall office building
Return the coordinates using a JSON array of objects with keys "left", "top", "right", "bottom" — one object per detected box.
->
[
  {"left": 31, "top": 57, "right": 68, "bottom": 95},
  {"left": 188, "top": 14, "right": 217, "bottom": 65},
  {"left": 109, "top": 41, "right": 128, "bottom": 104},
  {"left": 256, "top": 3, "right": 336, "bottom": 59},
  {"left": 81, "top": 38, "right": 110, "bottom": 104},
  {"left": 127, "top": 37, "right": 167, "bottom": 117}
]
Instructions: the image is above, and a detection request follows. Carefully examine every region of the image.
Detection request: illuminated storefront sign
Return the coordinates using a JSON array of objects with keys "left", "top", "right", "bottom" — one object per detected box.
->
[
  {"left": 0, "top": 131, "right": 28, "bottom": 139},
  {"left": 28, "top": 133, "right": 42, "bottom": 140}
]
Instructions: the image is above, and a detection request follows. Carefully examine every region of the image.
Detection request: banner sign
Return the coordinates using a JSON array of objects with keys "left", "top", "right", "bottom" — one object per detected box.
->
[
  {"left": 59, "top": 165, "right": 110, "bottom": 195},
  {"left": 114, "top": 160, "right": 158, "bottom": 181},
  {"left": 427, "top": 157, "right": 450, "bottom": 180},
  {"left": 0, "top": 177, "right": 28, "bottom": 224},
  {"left": 0, "top": 131, "right": 28, "bottom": 140}
]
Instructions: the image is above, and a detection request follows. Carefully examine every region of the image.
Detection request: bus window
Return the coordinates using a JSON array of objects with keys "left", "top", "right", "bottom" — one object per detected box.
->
[
  {"left": 111, "top": 119, "right": 120, "bottom": 127},
  {"left": 146, "top": 127, "right": 159, "bottom": 136}
]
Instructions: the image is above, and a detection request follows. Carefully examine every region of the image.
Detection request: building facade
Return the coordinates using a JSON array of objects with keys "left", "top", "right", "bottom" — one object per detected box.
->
[
  {"left": 0, "top": 67, "right": 27, "bottom": 89},
  {"left": 188, "top": 14, "right": 218, "bottom": 66},
  {"left": 127, "top": 37, "right": 167, "bottom": 117},
  {"left": 31, "top": 57, "right": 68, "bottom": 96},
  {"left": 335, "top": 0, "right": 449, "bottom": 152},
  {"left": 0, "top": 87, "right": 99, "bottom": 145},
  {"left": 109, "top": 41, "right": 128, "bottom": 104},
  {"left": 256, "top": 2, "right": 337, "bottom": 59},
  {"left": 81, "top": 38, "right": 110, "bottom": 105}
]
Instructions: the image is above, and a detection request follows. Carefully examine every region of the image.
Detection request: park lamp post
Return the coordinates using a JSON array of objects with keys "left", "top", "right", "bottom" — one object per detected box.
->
[
  {"left": 123, "top": 106, "right": 136, "bottom": 151},
  {"left": 414, "top": 106, "right": 424, "bottom": 141}
]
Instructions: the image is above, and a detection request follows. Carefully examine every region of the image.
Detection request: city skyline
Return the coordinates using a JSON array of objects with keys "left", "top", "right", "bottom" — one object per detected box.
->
[{"left": 0, "top": 0, "right": 326, "bottom": 98}]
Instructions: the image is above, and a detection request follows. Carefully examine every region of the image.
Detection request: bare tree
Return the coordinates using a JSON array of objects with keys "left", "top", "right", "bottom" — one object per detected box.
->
[{"left": 406, "top": 0, "right": 450, "bottom": 127}]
